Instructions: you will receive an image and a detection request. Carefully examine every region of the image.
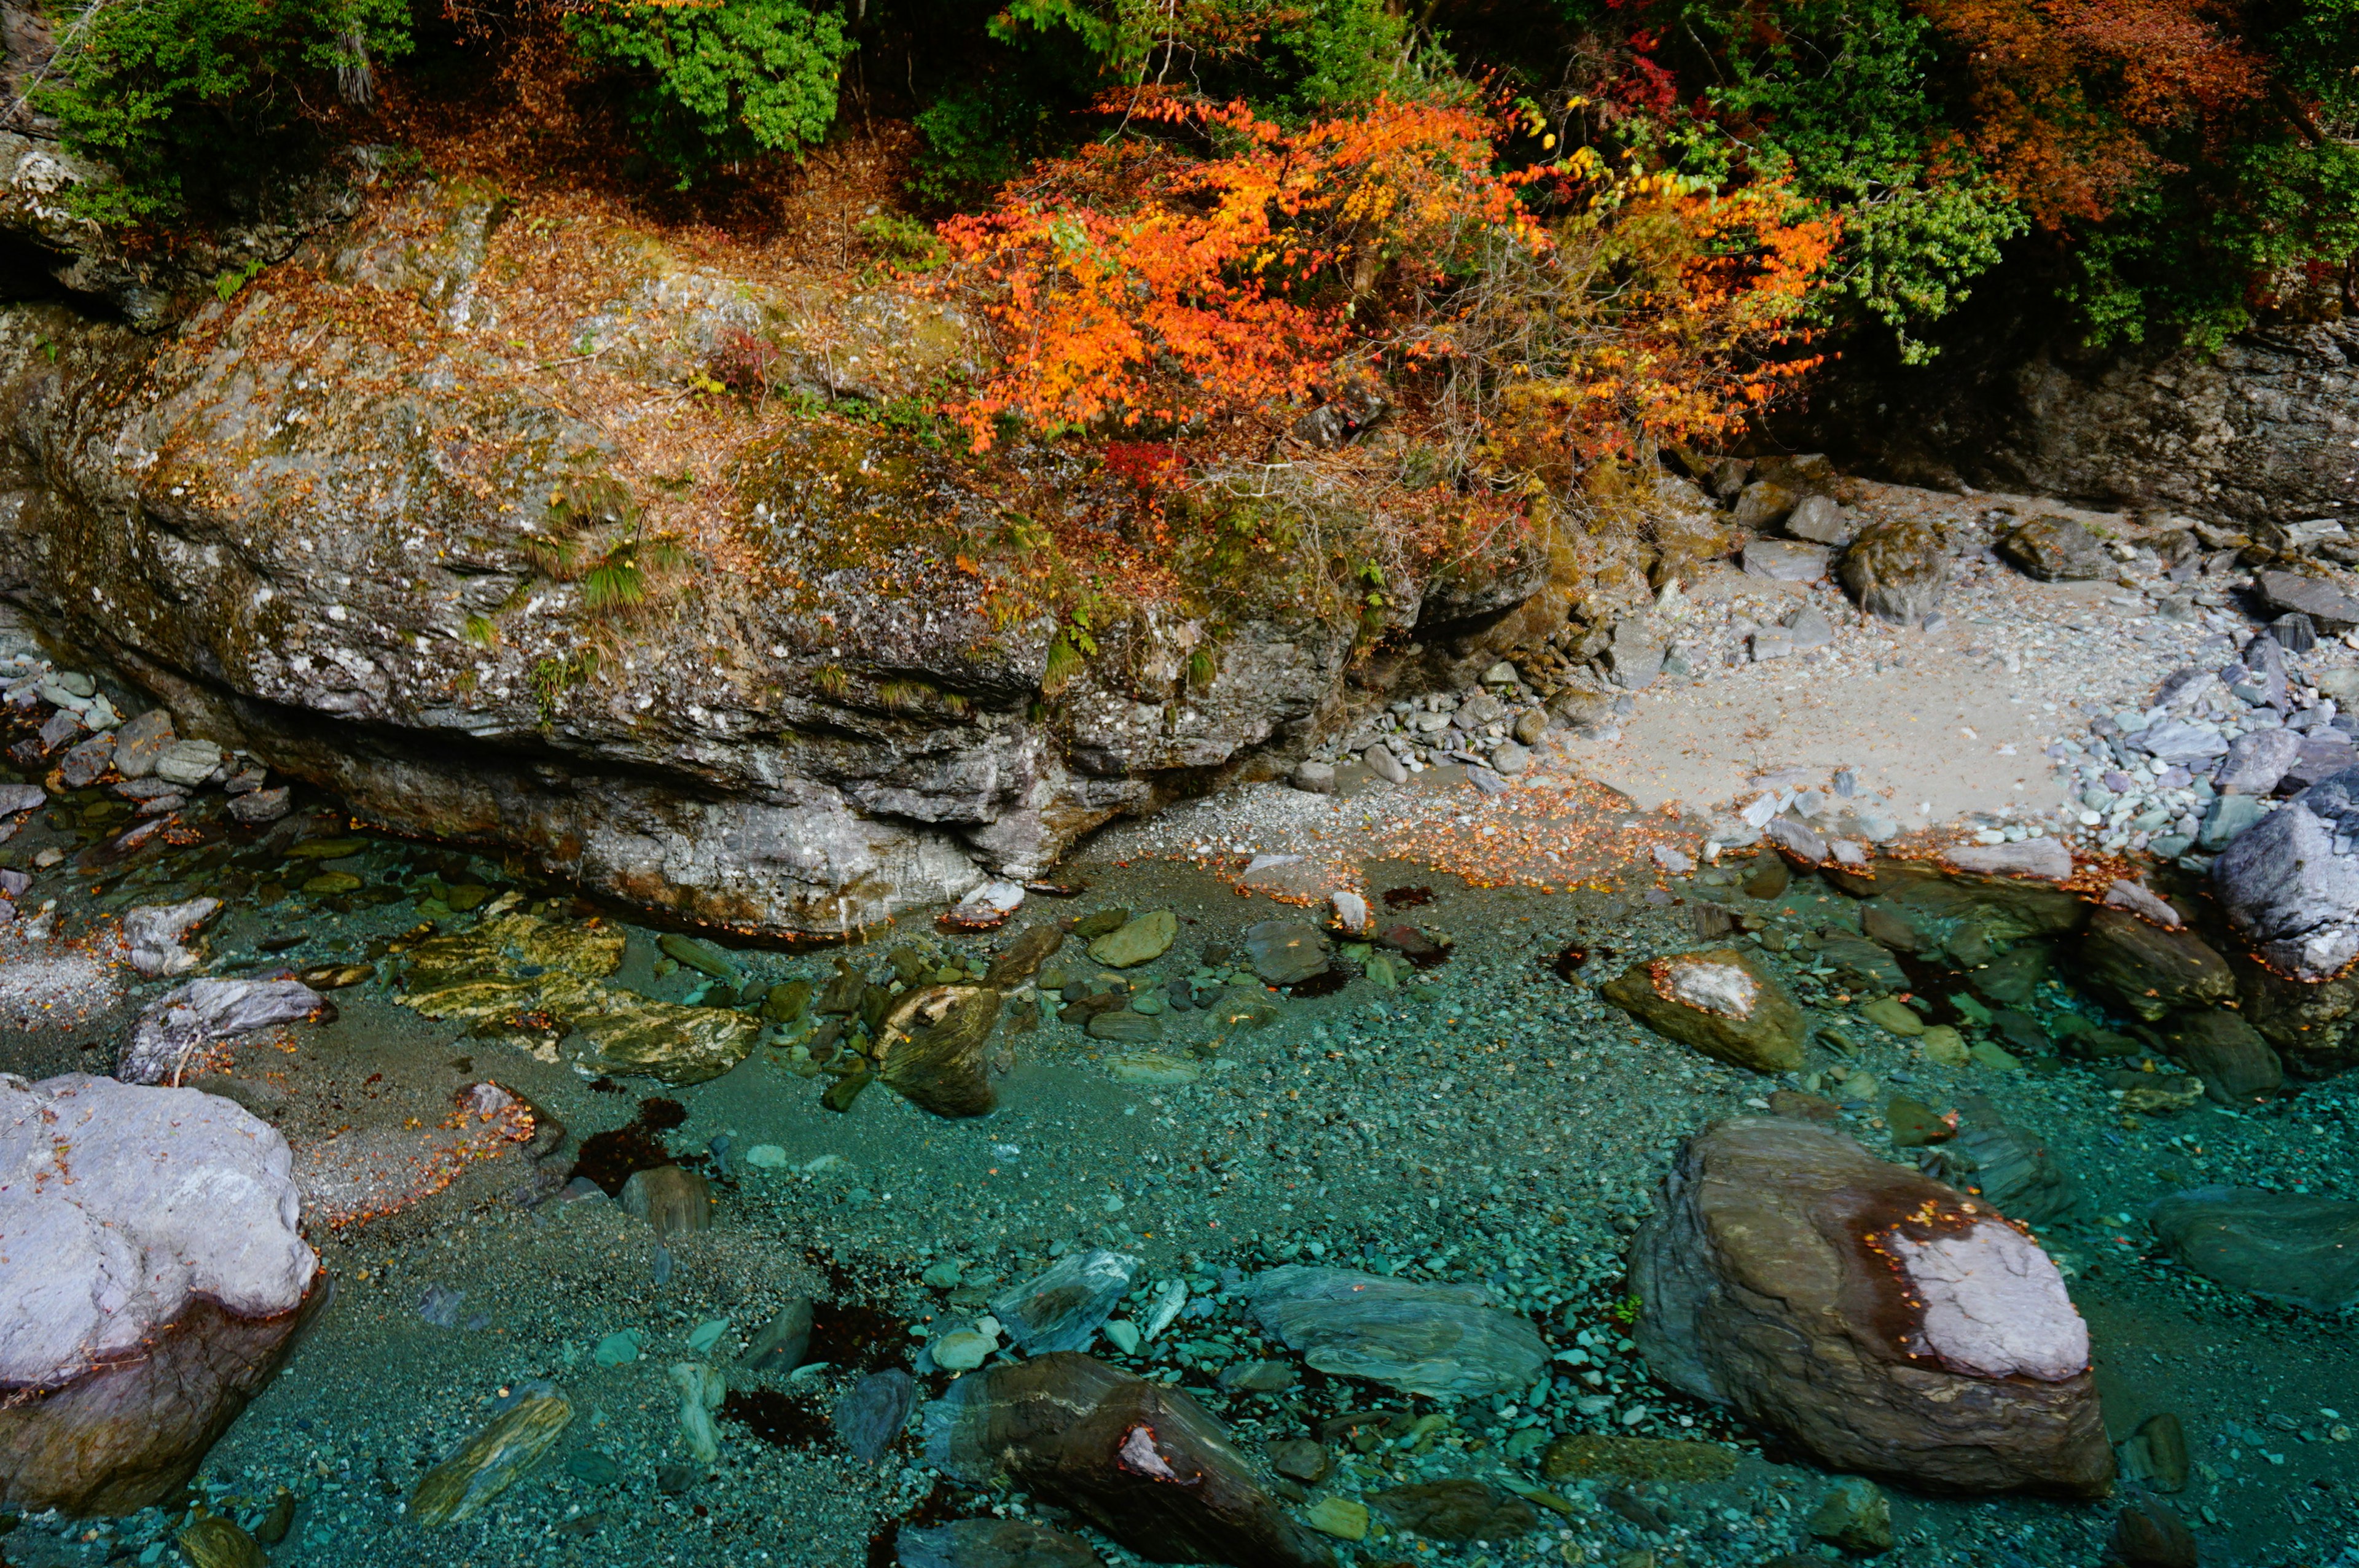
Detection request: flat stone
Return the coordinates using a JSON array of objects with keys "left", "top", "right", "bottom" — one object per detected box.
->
[
  {"left": 1860, "top": 996, "right": 1924, "bottom": 1036},
  {"left": 1885, "top": 1094, "right": 1954, "bottom": 1147},
  {"left": 1600, "top": 948, "right": 1806, "bottom": 1073},
  {"left": 227, "top": 787, "right": 290, "bottom": 824},
  {"left": 1243, "top": 920, "right": 1331, "bottom": 985},
  {"left": 1246, "top": 1265, "right": 1546, "bottom": 1398},
  {"left": 896, "top": 1518, "right": 1100, "bottom": 1568},
  {"left": 2256, "top": 569, "right": 2359, "bottom": 631},
  {"left": 620, "top": 1166, "right": 711, "bottom": 1239},
  {"left": 837, "top": 1369, "right": 917, "bottom": 1462},
  {"left": 111, "top": 710, "right": 174, "bottom": 778},
  {"left": 1742, "top": 538, "right": 1831, "bottom": 582},
  {"left": 1821, "top": 935, "right": 1908, "bottom": 993},
  {"left": 657, "top": 934, "right": 741, "bottom": 981},
  {"left": 1367, "top": 1480, "right": 1539, "bottom": 1543},
  {"left": 2134, "top": 720, "right": 2230, "bottom": 766},
  {"left": 123, "top": 898, "right": 221, "bottom": 979},
  {"left": 991, "top": 1249, "right": 1142, "bottom": 1354},
  {"left": 1087, "top": 910, "right": 1177, "bottom": 968},
  {"left": 118, "top": 978, "right": 329, "bottom": 1086},
  {"left": 2148, "top": 1187, "right": 2359, "bottom": 1312},
  {"left": 1539, "top": 1433, "right": 1739, "bottom": 1484},
  {"left": 1946, "top": 838, "right": 2072, "bottom": 880},
  {"left": 1301, "top": 1498, "right": 1368, "bottom": 1542},
  {"left": 57, "top": 732, "right": 114, "bottom": 789},
  {"left": 2199, "top": 792, "right": 2267, "bottom": 849},
  {"left": 1785, "top": 494, "right": 1856, "bottom": 545},
  {"left": 1086, "top": 1008, "right": 1159, "bottom": 1043},
  {"left": 1632, "top": 1117, "right": 2109, "bottom": 1496},
  {"left": 152, "top": 739, "right": 224, "bottom": 789},
  {"left": 2216, "top": 728, "right": 2303, "bottom": 794}
]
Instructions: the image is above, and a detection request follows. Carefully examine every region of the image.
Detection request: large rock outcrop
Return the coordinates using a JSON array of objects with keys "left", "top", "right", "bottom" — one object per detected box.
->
[
  {"left": 1629, "top": 1117, "right": 2111, "bottom": 1498},
  {"left": 0, "top": 1074, "right": 321, "bottom": 1514},
  {"left": 0, "top": 173, "right": 1538, "bottom": 938}
]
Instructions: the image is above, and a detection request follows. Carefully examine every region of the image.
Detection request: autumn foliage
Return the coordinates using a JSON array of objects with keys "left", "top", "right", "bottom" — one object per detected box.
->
[{"left": 936, "top": 90, "right": 1836, "bottom": 486}]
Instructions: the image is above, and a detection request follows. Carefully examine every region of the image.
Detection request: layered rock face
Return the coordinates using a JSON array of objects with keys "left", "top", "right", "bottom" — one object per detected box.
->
[
  {"left": 0, "top": 170, "right": 1538, "bottom": 937},
  {"left": 1630, "top": 1117, "right": 2112, "bottom": 1498},
  {"left": 0, "top": 1074, "right": 320, "bottom": 1513},
  {"left": 1810, "top": 313, "right": 2359, "bottom": 525}
]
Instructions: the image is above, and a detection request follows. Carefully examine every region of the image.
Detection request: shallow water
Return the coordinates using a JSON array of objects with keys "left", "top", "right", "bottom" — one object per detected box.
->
[{"left": 3, "top": 773, "right": 2355, "bottom": 1568}]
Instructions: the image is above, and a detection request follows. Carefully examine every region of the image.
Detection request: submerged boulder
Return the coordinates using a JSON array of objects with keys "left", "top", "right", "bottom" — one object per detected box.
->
[
  {"left": 1630, "top": 1117, "right": 2110, "bottom": 1497},
  {"left": 0, "top": 1075, "right": 320, "bottom": 1515},
  {"left": 1245, "top": 1265, "right": 1546, "bottom": 1398},
  {"left": 921, "top": 1354, "right": 1334, "bottom": 1568},
  {"left": 117, "top": 978, "right": 329, "bottom": 1086},
  {"left": 877, "top": 984, "right": 1003, "bottom": 1117},
  {"left": 1600, "top": 948, "right": 1805, "bottom": 1073},
  {"left": 2148, "top": 1187, "right": 2359, "bottom": 1313}
]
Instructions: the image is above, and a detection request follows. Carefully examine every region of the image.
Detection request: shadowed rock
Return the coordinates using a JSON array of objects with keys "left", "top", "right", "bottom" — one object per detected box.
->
[
  {"left": 2079, "top": 907, "right": 2234, "bottom": 1021},
  {"left": 1630, "top": 1117, "right": 2111, "bottom": 1497},
  {"left": 922, "top": 1354, "right": 1334, "bottom": 1568},
  {"left": 2148, "top": 1187, "right": 2359, "bottom": 1313},
  {"left": 896, "top": 1518, "right": 1100, "bottom": 1568}
]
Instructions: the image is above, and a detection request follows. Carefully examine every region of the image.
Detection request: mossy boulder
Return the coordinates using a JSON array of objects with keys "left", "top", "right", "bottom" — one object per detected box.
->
[{"left": 1601, "top": 949, "right": 1806, "bottom": 1073}]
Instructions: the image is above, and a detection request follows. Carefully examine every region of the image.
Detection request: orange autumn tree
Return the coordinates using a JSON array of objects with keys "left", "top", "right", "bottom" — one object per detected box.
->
[{"left": 936, "top": 90, "right": 1837, "bottom": 496}]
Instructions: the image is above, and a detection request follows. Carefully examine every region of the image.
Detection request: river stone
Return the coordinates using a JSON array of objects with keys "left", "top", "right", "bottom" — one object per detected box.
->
[
  {"left": 1367, "top": 1479, "right": 1539, "bottom": 1543},
  {"left": 1741, "top": 538, "right": 1830, "bottom": 583},
  {"left": 990, "top": 1249, "right": 1142, "bottom": 1353},
  {"left": 1821, "top": 935, "right": 1908, "bottom": 994},
  {"left": 1785, "top": 494, "right": 1856, "bottom": 546},
  {"left": 2158, "top": 1010, "right": 2282, "bottom": 1101},
  {"left": 1839, "top": 519, "right": 1950, "bottom": 625},
  {"left": 1364, "top": 744, "right": 1408, "bottom": 784},
  {"left": 123, "top": 897, "right": 221, "bottom": 978},
  {"left": 560, "top": 983, "right": 759, "bottom": 1085},
  {"left": 2256, "top": 569, "right": 2359, "bottom": 631},
  {"left": 1630, "top": 1117, "right": 2110, "bottom": 1496},
  {"left": 620, "top": 1165, "right": 711, "bottom": 1239},
  {"left": 2212, "top": 766, "right": 2359, "bottom": 981},
  {"left": 1733, "top": 478, "right": 1796, "bottom": 529},
  {"left": 1245, "top": 1265, "right": 1546, "bottom": 1398},
  {"left": 58, "top": 731, "right": 114, "bottom": 789},
  {"left": 117, "top": 978, "right": 329, "bottom": 1086},
  {"left": 111, "top": 710, "right": 174, "bottom": 778},
  {"left": 878, "top": 984, "right": 1002, "bottom": 1117},
  {"left": 2216, "top": 728, "right": 2304, "bottom": 795},
  {"left": 1947, "top": 838, "right": 2073, "bottom": 880},
  {"left": 0, "top": 1075, "right": 319, "bottom": 1514},
  {"left": 176, "top": 1515, "right": 265, "bottom": 1568},
  {"left": 409, "top": 1384, "right": 574, "bottom": 1526},
  {"left": 2147, "top": 1187, "right": 2359, "bottom": 1312},
  {"left": 987, "top": 924, "right": 1065, "bottom": 987},
  {"left": 920, "top": 1354, "right": 1334, "bottom": 1568},
  {"left": 837, "top": 1369, "right": 917, "bottom": 1462},
  {"left": 1599, "top": 948, "right": 1805, "bottom": 1073},
  {"left": 1087, "top": 1008, "right": 1159, "bottom": 1043},
  {"left": 739, "top": 1298, "right": 815, "bottom": 1373},
  {"left": 2078, "top": 907, "right": 2234, "bottom": 1021},
  {"left": 151, "top": 739, "right": 223, "bottom": 789},
  {"left": 896, "top": 1518, "right": 1100, "bottom": 1568},
  {"left": 1949, "top": 1122, "right": 2076, "bottom": 1226},
  {"left": 227, "top": 786, "right": 290, "bottom": 824},
  {"left": 1805, "top": 1476, "right": 1895, "bottom": 1554},
  {"left": 657, "top": 933, "right": 741, "bottom": 981},
  {"left": 1998, "top": 515, "right": 2111, "bottom": 581},
  {"left": 1244, "top": 920, "right": 1331, "bottom": 985},
  {"left": 1539, "top": 1434, "right": 1739, "bottom": 1484},
  {"left": 1089, "top": 910, "right": 1176, "bottom": 968}
]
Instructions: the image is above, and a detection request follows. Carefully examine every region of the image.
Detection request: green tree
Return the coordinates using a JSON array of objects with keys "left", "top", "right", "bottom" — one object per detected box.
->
[
  {"left": 37, "top": 0, "right": 412, "bottom": 222},
  {"left": 568, "top": 0, "right": 855, "bottom": 183}
]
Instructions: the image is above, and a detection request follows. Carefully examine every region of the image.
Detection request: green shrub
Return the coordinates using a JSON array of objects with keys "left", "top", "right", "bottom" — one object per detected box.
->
[
  {"left": 38, "top": 0, "right": 413, "bottom": 222},
  {"left": 568, "top": 0, "right": 855, "bottom": 183}
]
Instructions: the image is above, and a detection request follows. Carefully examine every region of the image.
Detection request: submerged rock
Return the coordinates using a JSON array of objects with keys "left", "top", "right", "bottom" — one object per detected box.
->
[
  {"left": 896, "top": 1518, "right": 1100, "bottom": 1568},
  {"left": 1245, "top": 1265, "right": 1546, "bottom": 1398},
  {"left": 1630, "top": 1117, "right": 2110, "bottom": 1496},
  {"left": 1599, "top": 948, "right": 1805, "bottom": 1074},
  {"left": 0, "top": 1075, "right": 321, "bottom": 1515},
  {"left": 409, "top": 1384, "right": 575, "bottom": 1526},
  {"left": 1087, "top": 910, "right": 1177, "bottom": 969},
  {"left": 2158, "top": 1009, "right": 2282, "bottom": 1101},
  {"left": 620, "top": 1166, "right": 711, "bottom": 1239},
  {"left": 2078, "top": 907, "right": 2234, "bottom": 1022},
  {"left": 921, "top": 1353, "right": 1334, "bottom": 1568},
  {"left": 2147, "top": 1187, "right": 2359, "bottom": 1313},
  {"left": 739, "top": 1298, "right": 815, "bottom": 1374},
  {"left": 837, "top": 1368, "right": 917, "bottom": 1462},
  {"left": 877, "top": 984, "right": 1003, "bottom": 1117},
  {"left": 117, "top": 978, "right": 328, "bottom": 1086},
  {"left": 1243, "top": 921, "right": 1332, "bottom": 985},
  {"left": 123, "top": 898, "right": 221, "bottom": 978},
  {"left": 1366, "top": 1479, "right": 1539, "bottom": 1543},
  {"left": 991, "top": 1249, "right": 1143, "bottom": 1353}
]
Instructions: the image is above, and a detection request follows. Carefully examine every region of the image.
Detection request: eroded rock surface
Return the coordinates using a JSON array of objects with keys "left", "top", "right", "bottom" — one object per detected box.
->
[
  {"left": 1630, "top": 1117, "right": 2110, "bottom": 1497},
  {"left": 0, "top": 180, "right": 1538, "bottom": 938}
]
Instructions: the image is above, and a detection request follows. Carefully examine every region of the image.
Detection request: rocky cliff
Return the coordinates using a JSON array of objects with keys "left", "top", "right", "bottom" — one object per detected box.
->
[{"left": 0, "top": 164, "right": 1541, "bottom": 937}]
